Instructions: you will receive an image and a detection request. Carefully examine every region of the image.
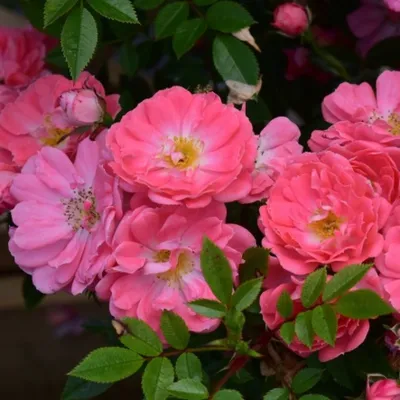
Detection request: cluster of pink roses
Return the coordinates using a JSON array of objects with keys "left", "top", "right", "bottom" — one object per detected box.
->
[{"left": 2, "top": 27, "right": 400, "bottom": 386}]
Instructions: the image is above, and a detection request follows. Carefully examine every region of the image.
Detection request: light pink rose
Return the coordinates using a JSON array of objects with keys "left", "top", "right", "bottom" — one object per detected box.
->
[
  {"left": 0, "top": 27, "right": 48, "bottom": 88},
  {"left": 59, "top": 89, "right": 106, "bottom": 126},
  {"left": 0, "top": 72, "right": 120, "bottom": 167},
  {"left": 322, "top": 71, "right": 400, "bottom": 135},
  {"left": 259, "top": 151, "right": 391, "bottom": 274},
  {"left": 96, "top": 200, "right": 255, "bottom": 336},
  {"left": 259, "top": 260, "right": 379, "bottom": 362},
  {"left": 107, "top": 86, "right": 257, "bottom": 208},
  {"left": 272, "top": 3, "right": 309, "bottom": 36},
  {"left": 384, "top": 0, "right": 400, "bottom": 12},
  {"left": 240, "top": 117, "right": 302, "bottom": 203},
  {"left": 348, "top": 0, "right": 400, "bottom": 57},
  {"left": 0, "top": 148, "right": 18, "bottom": 213},
  {"left": 0, "top": 85, "right": 18, "bottom": 112},
  {"left": 8, "top": 138, "right": 122, "bottom": 295},
  {"left": 327, "top": 142, "right": 400, "bottom": 204},
  {"left": 367, "top": 379, "right": 400, "bottom": 399},
  {"left": 309, "top": 122, "right": 400, "bottom": 169}
]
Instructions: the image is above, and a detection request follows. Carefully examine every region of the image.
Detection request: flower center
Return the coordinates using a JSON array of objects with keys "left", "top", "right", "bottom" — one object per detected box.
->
[
  {"left": 153, "top": 249, "right": 171, "bottom": 263},
  {"left": 157, "top": 251, "right": 194, "bottom": 284},
  {"left": 62, "top": 188, "right": 100, "bottom": 232},
  {"left": 388, "top": 113, "right": 400, "bottom": 136},
  {"left": 309, "top": 211, "right": 342, "bottom": 240},
  {"left": 42, "top": 115, "right": 73, "bottom": 146},
  {"left": 162, "top": 136, "right": 203, "bottom": 170}
]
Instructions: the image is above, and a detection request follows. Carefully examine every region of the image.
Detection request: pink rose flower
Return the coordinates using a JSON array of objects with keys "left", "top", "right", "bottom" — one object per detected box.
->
[
  {"left": 259, "top": 151, "right": 391, "bottom": 274},
  {"left": 0, "top": 72, "right": 120, "bottom": 167},
  {"left": 59, "top": 88, "right": 106, "bottom": 127},
  {"left": 259, "top": 260, "right": 377, "bottom": 362},
  {"left": 367, "top": 379, "right": 400, "bottom": 399},
  {"left": 384, "top": 0, "right": 400, "bottom": 12},
  {"left": 240, "top": 117, "right": 302, "bottom": 203},
  {"left": 8, "top": 138, "right": 122, "bottom": 295},
  {"left": 272, "top": 3, "right": 309, "bottom": 36},
  {"left": 0, "top": 148, "right": 18, "bottom": 213},
  {"left": 322, "top": 71, "right": 400, "bottom": 135},
  {"left": 327, "top": 142, "right": 400, "bottom": 204},
  {"left": 96, "top": 200, "right": 255, "bottom": 335},
  {"left": 107, "top": 86, "right": 257, "bottom": 208},
  {"left": 309, "top": 121, "right": 400, "bottom": 169},
  {"left": 348, "top": 0, "right": 400, "bottom": 56},
  {"left": 0, "top": 85, "right": 18, "bottom": 112},
  {"left": 0, "top": 27, "right": 47, "bottom": 88}
]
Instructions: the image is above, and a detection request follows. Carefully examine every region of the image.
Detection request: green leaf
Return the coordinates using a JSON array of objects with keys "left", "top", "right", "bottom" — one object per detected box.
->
[
  {"left": 176, "top": 354, "right": 203, "bottom": 381},
  {"left": 214, "top": 390, "right": 244, "bottom": 400},
  {"left": 194, "top": 0, "right": 218, "bottom": 5},
  {"left": 301, "top": 268, "right": 326, "bottom": 308},
  {"left": 188, "top": 299, "right": 226, "bottom": 318},
  {"left": 326, "top": 356, "right": 354, "bottom": 390},
  {"left": 62, "top": 377, "right": 112, "bottom": 400},
  {"left": 206, "top": 1, "right": 254, "bottom": 33},
  {"left": 155, "top": 2, "right": 190, "bottom": 40},
  {"left": 87, "top": 0, "right": 138, "bottom": 23},
  {"left": 231, "top": 277, "right": 263, "bottom": 311},
  {"left": 68, "top": 347, "right": 143, "bottom": 383},
  {"left": 23, "top": 275, "right": 45, "bottom": 310},
  {"left": 295, "top": 311, "right": 314, "bottom": 348},
  {"left": 239, "top": 247, "right": 269, "bottom": 283},
  {"left": 291, "top": 368, "right": 324, "bottom": 395},
  {"left": 277, "top": 290, "right": 294, "bottom": 319},
  {"left": 161, "top": 311, "right": 190, "bottom": 350},
  {"left": 142, "top": 358, "right": 175, "bottom": 400},
  {"left": 173, "top": 18, "right": 207, "bottom": 59},
  {"left": 46, "top": 46, "right": 69, "bottom": 71},
  {"left": 200, "top": 237, "right": 233, "bottom": 305},
  {"left": 299, "top": 396, "right": 330, "bottom": 400},
  {"left": 61, "top": 7, "right": 98, "bottom": 80},
  {"left": 44, "top": 0, "right": 78, "bottom": 27},
  {"left": 225, "top": 308, "right": 245, "bottom": 343},
  {"left": 333, "top": 289, "right": 394, "bottom": 319},
  {"left": 168, "top": 379, "right": 209, "bottom": 400},
  {"left": 322, "top": 264, "right": 371, "bottom": 302},
  {"left": 280, "top": 321, "right": 295, "bottom": 345},
  {"left": 311, "top": 305, "right": 337, "bottom": 346},
  {"left": 263, "top": 388, "right": 290, "bottom": 400},
  {"left": 213, "top": 35, "right": 259, "bottom": 85},
  {"left": 120, "top": 317, "right": 162, "bottom": 356},
  {"left": 135, "top": 0, "right": 165, "bottom": 10},
  {"left": 120, "top": 41, "right": 138, "bottom": 77}
]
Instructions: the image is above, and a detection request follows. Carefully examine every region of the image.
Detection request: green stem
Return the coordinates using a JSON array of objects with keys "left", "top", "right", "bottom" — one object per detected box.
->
[{"left": 144, "top": 345, "right": 232, "bottom": 361}]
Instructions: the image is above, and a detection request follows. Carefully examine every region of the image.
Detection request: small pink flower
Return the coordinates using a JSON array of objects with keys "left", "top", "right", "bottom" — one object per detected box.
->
[
  {"left": 259, "top": 151, "right": 391, "bottom": 274},
  {"left": 96, "top": 200, "right": 255, "bottom": 336},
  {"left": 241, "top": 117, "right": 302, "bottom": 203},
  {"left": 327, "top": 142, "right": 400, "bottom": 204},
  {"left": 107, "top": 86, "right": 257, "bottom": 208},
  {"left": 259, "top": 260, "right": 378, "bottom": 361},
  {"left": 59, "top": 89, "right": 106, "bottom": 127},
  {"left": 0, "top": 148, "right": 18, "bottom": 213},
  {"left": 0, "top": 72, "right": 120, "bottom": 167},
  {"left": 367, "top": 378, "right": 400, "bottom": 399},
  {"left": 8, "top": 138, "right": 122, "bottom": 295},
  {"left": 272, "top": 3, "right": 309, "bottom": 36},
  {"left": 0, "top": 85, "right": 18, "bottom": 112},
  {"left": 348, "top": 0, "right": 400, "bottom": 56},
  {"left": 0, "top": 27, "right": 47, "bottom": 88}
]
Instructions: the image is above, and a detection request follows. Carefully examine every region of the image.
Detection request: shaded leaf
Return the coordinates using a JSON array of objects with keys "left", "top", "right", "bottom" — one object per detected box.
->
[
  {"left": 188, "top": 299, "right": 226, "bottom": 318},
  {"left": 135, "top": 0, "right": 165, "bottom": 10},
  {"left": 263, "top": 388, "right": 290, "bottom": 400},
  {"left": 291, "top": 368, "right": 324, "bottom": 395},
  {"left": 142, "top": 357, "right": 175, "bottom": 400},
  {"left": 301, "top": 268, "right": 326, "bottom": 308},
  {"left": 155, "top": 2, "right": 189, "bottom": 39},
  {"left": 176, "top": 353, "right": 203, "bottom": 381},
  {"left": 295, "top": 311, "right": 314, "bottom": 348},
  {"left": 280, "top": 321, "right": 295, "bottom": 345},
  {"left": 44, "top": 0, "right": 78, "bottom": 27},
  {"left": 239, "top": 247, "right": 269, "bottom": 283},
  {"left": 231, "top": 277, "right": 263, "bottom": 311},
  {"left": 62, "top": 377, "right": 112, "bottom": 400},
  {"left": 87, "top": 0, "right": 138, "bottom": 23},
  {"left": 173, "top": 18, "right": 207, "bottom": 58},
  {"left": 120, "top": 41, "right": 138, "bottom": 77},
  {"left": 161, "top": 311, "right": 190, "bottom": 350},
  {"left": 277, "top": 290, "right": 294, "bottom": 319},
  {"left": 168, "top": 379, "right": 209, "bottom": 400},
  {"left": 214, "top": 389, "right": 244, "bottom": 400},
  {"left": 311, "top": 305, "right": 337, "bottom": 346}
]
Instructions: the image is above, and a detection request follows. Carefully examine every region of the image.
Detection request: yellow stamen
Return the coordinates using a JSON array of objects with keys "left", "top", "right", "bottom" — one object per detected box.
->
[
  {"left": 41, "top": 115, "right": 73, "bottom": 146},
  {"left": 309, "top": 211, "right": 343, "bottom": 240},
  {"left": 163, "top": 136, "right": 203, "bottom": 170},
  {"left": 157, "top": 251, "right": 194, "bottom": 284},
  {"left": 153, "top": 250, "right": 171, "bottom": 263},
  {"left": 388, "top": 113, "right": 400, "bottom": 136}
]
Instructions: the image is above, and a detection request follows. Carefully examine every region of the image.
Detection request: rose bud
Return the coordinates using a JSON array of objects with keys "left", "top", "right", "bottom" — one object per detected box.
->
[
  {"left": 272, "top": 2, "right": 309, "bottom": 37},
  {"left": 59, "top": 89, "right": 105, "bottom": 127}
]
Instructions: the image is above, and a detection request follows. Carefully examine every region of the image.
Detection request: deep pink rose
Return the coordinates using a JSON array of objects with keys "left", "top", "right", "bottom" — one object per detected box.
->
[
  {"left": 384, "top": 0, "right": 400, "bottom": 12},
  {"left": 107, "top": 86, "right": 257, "bottom": 208},
  {"left": 0, "top": 85, "right": 18, "bottom": 112},
  {"left": 96, "top": 200, "right": 255, "bottom": 336},
  {"left": 0, "top": 27, "right": 47, "bottom": 88},
  {"left": 272, "top": 3, "right": 309, "bottom": 36},
  {"left": 259, "top": 151, "right": 391, "bottom": 274},
  {"left": 367, "top": 379, "right": 400, "bottom": 399}
]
